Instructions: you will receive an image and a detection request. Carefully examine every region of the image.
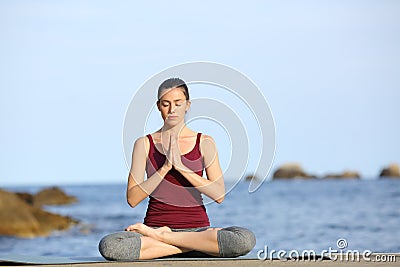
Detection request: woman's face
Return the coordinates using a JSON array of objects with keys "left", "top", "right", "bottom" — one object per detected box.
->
[{"left": 157, "top": 87, "right": 190, "bottom": 125}]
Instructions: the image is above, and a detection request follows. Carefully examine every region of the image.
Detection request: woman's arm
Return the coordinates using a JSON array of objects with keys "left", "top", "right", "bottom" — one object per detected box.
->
[
  {"left": 126, "top": 136, "right": 171, "bottom": 207},
  {"left": 174, "top": 134, "right": 225, "bottom": 204}
]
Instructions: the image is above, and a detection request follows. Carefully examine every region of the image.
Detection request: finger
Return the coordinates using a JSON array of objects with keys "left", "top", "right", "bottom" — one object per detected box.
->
[
  {"left": 170, "top": 132, "right": 176, "bottom": 148},
  {"left": 171, "top": 132, "right": 178, "bottom": 150},
  {"left": 168, "top": 133, "right": 173, "bottom": 158},
  {"left": 125, "top": 225, "right": 138, "bottom": 232},
  {"left": 169, "top": 132, "right": 173, "bottom": 148}
]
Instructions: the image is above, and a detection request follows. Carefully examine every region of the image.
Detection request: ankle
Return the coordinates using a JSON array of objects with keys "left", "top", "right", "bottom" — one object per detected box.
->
[{"left": 158, "top": 229, "right": 170, "bottom": 243}]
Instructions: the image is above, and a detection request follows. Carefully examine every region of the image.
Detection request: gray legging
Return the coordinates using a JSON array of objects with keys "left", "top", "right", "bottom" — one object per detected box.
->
[{"left": 99, "top": 226, "right": 256, "bottom": 261}]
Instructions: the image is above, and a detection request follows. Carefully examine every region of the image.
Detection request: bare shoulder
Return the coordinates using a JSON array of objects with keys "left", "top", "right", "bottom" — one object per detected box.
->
[
  {"left": 200, "top": 133, "right": 215, "bottom": 142},
  {"left": 199, "top": 134, "right": 218, "bottom": 151},
  {"left": 134, "top": 135, "right": 150, "bottom": 145},
  {"left": 133, "top": 135, "right": 150, "bottom": 154}
]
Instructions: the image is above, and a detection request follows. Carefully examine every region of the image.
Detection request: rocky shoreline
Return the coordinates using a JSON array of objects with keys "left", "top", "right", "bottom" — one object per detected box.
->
[
  {"left": 245, "top": 163, "right": 400, "bottom": 181},
  {"left": 270, "top": 163, "right": 400, "bottom": 180},
  {"left": 0, "top": 187, "right": 78, "bottom": 238}
]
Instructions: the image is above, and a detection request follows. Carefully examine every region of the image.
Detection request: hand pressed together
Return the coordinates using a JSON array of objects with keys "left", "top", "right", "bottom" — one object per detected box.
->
[{"left": 162, "top": 132, "right": 191, "bottom": 173}]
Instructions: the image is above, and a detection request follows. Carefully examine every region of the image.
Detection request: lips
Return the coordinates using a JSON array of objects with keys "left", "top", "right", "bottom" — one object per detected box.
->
[{"left": 167, "top": 115, "right": 178, "bottom": 119}]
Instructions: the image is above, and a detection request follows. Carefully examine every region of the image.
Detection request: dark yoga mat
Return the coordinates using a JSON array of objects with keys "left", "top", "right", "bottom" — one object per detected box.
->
[
  {"left": 0, "top": 254, "right": 257, "bottom": 265},
  {"left": 0, "top": 254, "right": 106, "bottom": 265}
]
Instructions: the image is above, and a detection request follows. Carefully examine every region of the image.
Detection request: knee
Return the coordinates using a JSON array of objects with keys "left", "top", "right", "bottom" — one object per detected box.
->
[
  {"left": 98, "top": 232, "right": 141, "bottom": 261},
  {"left": 217, "top": 226, "right": 256, "bottom": 257},
  {"left": 98, "top": 234, "right": 116, "bottom": 260}
]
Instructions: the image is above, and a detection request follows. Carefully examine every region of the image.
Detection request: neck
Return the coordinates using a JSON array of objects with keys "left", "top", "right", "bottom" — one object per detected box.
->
[{"left": 161, "top": 121, "right": 186, "bottom": 136}]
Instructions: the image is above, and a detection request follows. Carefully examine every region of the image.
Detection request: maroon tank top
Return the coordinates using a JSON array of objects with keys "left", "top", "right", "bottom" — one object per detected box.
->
[{"left": 143, "top": 133, "right": 210, "bottom": 228}]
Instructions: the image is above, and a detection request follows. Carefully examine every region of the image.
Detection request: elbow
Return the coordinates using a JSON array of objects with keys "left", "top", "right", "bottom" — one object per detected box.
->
[
  {"left": 126, "top": 185, "right": 141, "bottom": 208},
  {"left": 127, "top": 185, "right": 147, "bottom": 208},
  {"left": 214, "top": 184, "right": 225, "bottom": 204},
  {"left": 127, "top": 190, "right": 139, "bottom": 208},
  {"left": 215, "top": 184, "right": 225, "bottom": 204},
  {"left": 215, "top": 195, "right": 225, "bottom": 204},
  {"left": 127, "top": 197, "right": 139, "bottom": 208}
]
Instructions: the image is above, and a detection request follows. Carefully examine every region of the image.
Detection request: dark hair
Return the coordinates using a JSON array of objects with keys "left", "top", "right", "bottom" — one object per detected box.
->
[{"left": 157, "top": 78, "right": 189, "bottom": 102}]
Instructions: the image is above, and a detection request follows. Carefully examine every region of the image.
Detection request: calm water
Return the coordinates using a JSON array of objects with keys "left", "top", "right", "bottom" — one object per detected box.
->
[{"left": 1, "top": 179, "right": 399, "bottom": 257}]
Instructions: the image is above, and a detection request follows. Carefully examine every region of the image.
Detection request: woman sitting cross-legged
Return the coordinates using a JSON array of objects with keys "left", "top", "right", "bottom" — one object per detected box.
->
[{"left": 98, "top": 78, "right": 256, "bottom": 260}]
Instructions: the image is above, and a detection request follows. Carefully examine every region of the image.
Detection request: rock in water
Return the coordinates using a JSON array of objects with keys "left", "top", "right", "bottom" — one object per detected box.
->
[
  {"left": 0, "top": 189, "right": 78, "bottom": 238},
  {"left": 323, "top": 170, "right": 360, "bottom": 179},
  {"left": 379, "top": 163, "right": 400, "bottom": 178},
  {"left": 0, "top": 189, "right": 40, "bottom": 238},
  {"left": 34, "top": 186, "right": 78, "bottom": 206},
  {"left": 15, "top": 192, "right": 35, "bottom": 205},
  {"left": 272, "top": 163, "right": 315, "bottom": 179},
  {"left": 31, "top": 208, "right": 77, "bottom": 235}
]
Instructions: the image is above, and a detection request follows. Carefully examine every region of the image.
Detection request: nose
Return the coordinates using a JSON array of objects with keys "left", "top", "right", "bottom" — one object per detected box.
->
[{"left": 169, "top": 104, "right": 177, "bottom": 114}]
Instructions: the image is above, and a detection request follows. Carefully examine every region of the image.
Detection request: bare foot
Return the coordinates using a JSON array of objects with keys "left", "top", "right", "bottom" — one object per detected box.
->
[{"left": 125, "top": 223, "right": 171, "bottom": 241}]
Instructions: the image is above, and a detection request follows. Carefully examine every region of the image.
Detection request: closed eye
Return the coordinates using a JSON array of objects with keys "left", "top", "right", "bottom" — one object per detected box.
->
[{"left": 160, "top": 100, "right": 185, "bottom": 107}]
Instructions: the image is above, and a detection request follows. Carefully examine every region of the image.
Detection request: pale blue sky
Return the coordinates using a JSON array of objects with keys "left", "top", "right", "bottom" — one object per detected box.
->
[{"left": 1, "top": 1, "right": 399, "bottom": 186}]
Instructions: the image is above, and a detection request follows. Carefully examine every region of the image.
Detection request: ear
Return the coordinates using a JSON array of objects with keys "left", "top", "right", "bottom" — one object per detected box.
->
[
  {"left": 185, "top": 100, "right": 191, "bottom": 112},
  {"left": 157, "top": 101, "right": 161, "bottom": 111}
]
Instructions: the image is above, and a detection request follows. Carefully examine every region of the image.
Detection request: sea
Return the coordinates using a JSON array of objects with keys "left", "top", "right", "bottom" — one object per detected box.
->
[{"left": 1, "top": 179, "right": 399, "bottom": 258}]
